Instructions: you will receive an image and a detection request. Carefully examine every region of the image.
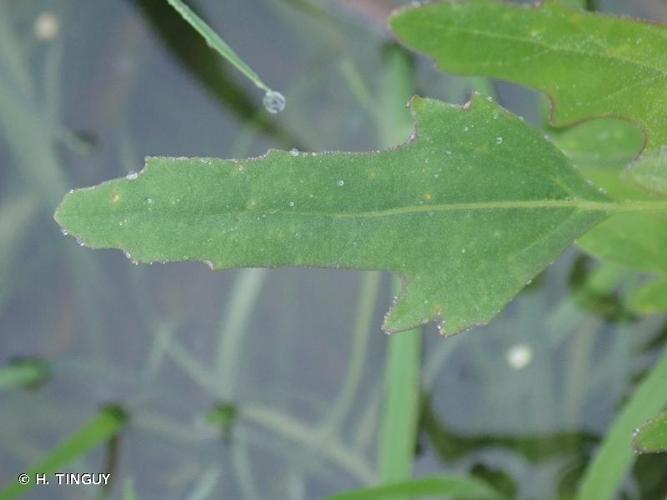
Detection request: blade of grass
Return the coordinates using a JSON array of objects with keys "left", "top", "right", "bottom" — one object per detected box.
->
[
  {"left": 327, "top": 474, "right": 500, "bottom": 500},
  {"left": 576, "top": 346, "right": 667, "bottom": 499},
  {"left": 165, "top": 0, "right": 272, "bottom": 93},
  {"left": 133, "top": 0, "right": 300, "bottom": 147},
  {"left": 0, "top": 405, "right": 128, "bottom": 499}
]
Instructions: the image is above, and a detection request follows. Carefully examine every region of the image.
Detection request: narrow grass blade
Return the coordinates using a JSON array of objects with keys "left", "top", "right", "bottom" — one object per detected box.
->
[
  {"left": 0, "top": 405, "right": 129, "bottom": 499},
  {"left": 576, "top": 348, "right": 667, "bottom": 499},
  {"left": 327, "top": 474, "right": 500, "bottom": 500},
  {"left": 166, "top": 0, "right": 271, "bottom": 92}
]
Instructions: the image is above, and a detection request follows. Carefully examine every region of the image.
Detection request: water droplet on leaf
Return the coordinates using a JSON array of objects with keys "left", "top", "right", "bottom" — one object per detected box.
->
[
  {"left": 336, "top": 179, "right": 344, "bottom": 187},
  {"left": 289, "top": 148, "right": 299, "bottom": 157},
  {"left": 126, "top": 171, "right": 138, "bottom": 180}
]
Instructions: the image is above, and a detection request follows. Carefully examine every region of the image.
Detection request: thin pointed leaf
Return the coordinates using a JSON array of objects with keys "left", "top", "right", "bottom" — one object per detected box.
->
[
  {"left": 633, "top": 411, "right": 667, "bottom": 454},
  {"left": 327, "top": 474, "right": 500, "bottom": 500},
  {"left": 576, "top": 348, "right": 667, "bottom": 499},
  {"left": 0, "top": 405, "right": 128, "bottom": 499},
  {"left": 130, "top": 0, "right": 300, "bottom": 148},
  {"left": 390, "top": 0, "right": 667, "bottom": 149},
  {"left": 55, "top": 96, "right": 609, "bottom": 335}
]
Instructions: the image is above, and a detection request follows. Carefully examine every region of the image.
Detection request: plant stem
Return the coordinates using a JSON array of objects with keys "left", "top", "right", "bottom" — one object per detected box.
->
[
  {"left": 376, "top": 44, "right": 422, "bottom": 489},
  {"left": 576, "top": 346, "right": 667, "bottom": 499},
  {"left": 378, "top": 279, "right": 422, "bottom": 484}
]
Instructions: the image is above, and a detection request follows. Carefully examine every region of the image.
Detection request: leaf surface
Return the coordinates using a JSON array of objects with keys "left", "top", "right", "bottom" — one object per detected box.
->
[
  {"left": 391, "top": 0, "right": 667, "bottom": 149},
  {"left": 633, "top": 411, "right": 667, "bottom": 454},
  {"left": 56, "top": 96, "right": 608, "bottom": 335}
]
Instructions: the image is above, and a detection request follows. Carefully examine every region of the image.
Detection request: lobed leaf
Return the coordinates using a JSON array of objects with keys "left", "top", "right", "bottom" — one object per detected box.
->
[
  {"left": 391, "top": 0, "right": 667, "bottom": 150},
  {"left": 55, "top": 96, "right": 609, "bottom": 335}
]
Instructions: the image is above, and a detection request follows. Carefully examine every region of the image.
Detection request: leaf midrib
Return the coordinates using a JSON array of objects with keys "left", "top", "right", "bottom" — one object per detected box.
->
[{"left": 63, "top": 199, "right": 667, "bottom": 221}]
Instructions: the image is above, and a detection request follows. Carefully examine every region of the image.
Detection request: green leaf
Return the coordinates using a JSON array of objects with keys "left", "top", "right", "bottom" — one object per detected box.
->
[
  {"left": 634, "top": 411, "right": 667, "bottom": 454},
  {"left": 627, "top": 279, "right": 667, "bottom": 314},
  {"left": 390, "top": 0, "right": 667, "bottom": 149},
  {"left": 628, "top": 147, "right": 667, "bottom": 195},
  {"left": 551, "top": 121, "right": 667, "bottom": 277},
  {"left": 327, "top": 474, "right": 500, "bottom": 500},
  {"left": 0, "top": 405, "right": 128, "bottom": 499},
  {"left": 55, "top": 95, "right": 609, "bottom": 335}
]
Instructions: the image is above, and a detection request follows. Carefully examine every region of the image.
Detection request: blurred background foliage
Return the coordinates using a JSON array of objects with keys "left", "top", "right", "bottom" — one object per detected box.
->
[{"left": 1, "top": 0, "right": 667, "bottom": 498}]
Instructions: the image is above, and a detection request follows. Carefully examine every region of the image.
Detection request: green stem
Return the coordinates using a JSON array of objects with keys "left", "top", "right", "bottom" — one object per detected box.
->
[
  {"left": 576, "top": 346, "right": 667, "bottom": 499},
  {"left": 375, "top": 44, "right": 422, "bottom": 489},
  {"left": 378, "top": 279, "right": 422, "bottom": 484}
]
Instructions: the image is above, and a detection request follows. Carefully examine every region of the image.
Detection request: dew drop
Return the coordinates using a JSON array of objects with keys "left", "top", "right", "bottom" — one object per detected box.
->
[
  {"left": 124, "top": 251, "right": 132, "bottom": 260},
  {"left": 496, "top": 136, "right": 504, "bottom": 144},
  {"left": 463, "top": 126, "right": 470, "bottom": 132},
  {"left": 75, "top": 236, "right": 85, "bottom": 247},
  {"left": 126, "top": 170, "right": 138, "bottom": 180},
  {"left": 263, "top": 90, "right": 286, "bottom": 114},
  {"left": 60, "top": 228, "right": 69, "bottom": 236},
  {"left": 288, "top": 201, "right": 295, "bottom": 207},
  {"left": 289, "top": 148, "right": 299, "bottom": 157},
  {"left": 461, "top": 248, "right": 466, "bottom": 254},
  {"left": 145, "top": 197, "right": 153, "bottom": 204},
  {"left": 336, "top": 179, "right": 345, "bottom": 187}
]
